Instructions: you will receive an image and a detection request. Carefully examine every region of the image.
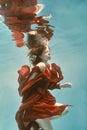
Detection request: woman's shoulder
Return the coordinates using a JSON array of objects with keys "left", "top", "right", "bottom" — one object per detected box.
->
[
  {"left": 31, "top": 62, "right": 46, "bottom": 73},
  {"left": 36, "top": 62, "right": 46, "bottom": 71}
]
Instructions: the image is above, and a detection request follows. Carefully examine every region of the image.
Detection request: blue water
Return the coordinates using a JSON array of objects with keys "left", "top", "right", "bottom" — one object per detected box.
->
[{"left": 0, "top": 0, "right": 87, "bottom": 130}]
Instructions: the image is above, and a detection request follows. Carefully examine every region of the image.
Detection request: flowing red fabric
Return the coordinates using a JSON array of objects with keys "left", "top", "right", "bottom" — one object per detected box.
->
[{"left": 17, "top": 63, "right": 68, "bottom": 122}]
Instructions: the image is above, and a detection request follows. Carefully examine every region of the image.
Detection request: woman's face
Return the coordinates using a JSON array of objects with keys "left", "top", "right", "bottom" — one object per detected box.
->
[{"left": 40, "top": 46, "right": 51, "bottom": 62}]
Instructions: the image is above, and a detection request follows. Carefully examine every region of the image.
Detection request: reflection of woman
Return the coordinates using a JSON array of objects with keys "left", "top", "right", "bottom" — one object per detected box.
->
[{"left": 16, "top": 32, "right": 72, "bottom": 130}]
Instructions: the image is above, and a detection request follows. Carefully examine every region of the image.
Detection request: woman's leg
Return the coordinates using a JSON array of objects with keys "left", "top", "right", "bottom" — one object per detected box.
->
[
  {"left": 36, "top": 118, "right": 53, "bottom": 130},
  {"left": 24, "top": 121, "right": 40, "bottom": 130}
]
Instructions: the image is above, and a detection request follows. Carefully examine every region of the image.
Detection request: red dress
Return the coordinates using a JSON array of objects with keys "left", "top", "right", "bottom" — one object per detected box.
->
[{"left": 16, "top": 63, "right": 68, "bottom": 122}]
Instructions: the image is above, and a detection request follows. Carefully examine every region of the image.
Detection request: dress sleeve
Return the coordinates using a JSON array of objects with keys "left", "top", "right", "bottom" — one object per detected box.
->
[
  {"left": 17, "top": 65, "right": 30, "bottom": 96},
  {"left": 18, "top": 65, "right": 30, "bottom": 80},
  {"left": 48, "top": 83, "right": 61, "bottom": 90},
  {"left": 51, "top": 63, "right": 64, "bottom": 82},
  {"left": 48, "top": 63, "right": 64, "bottom": 90}
]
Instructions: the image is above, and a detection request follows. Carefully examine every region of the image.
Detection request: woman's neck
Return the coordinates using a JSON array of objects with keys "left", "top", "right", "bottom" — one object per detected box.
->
[{"left": 42, "top": 60, "right": 48, "bottom": 65}]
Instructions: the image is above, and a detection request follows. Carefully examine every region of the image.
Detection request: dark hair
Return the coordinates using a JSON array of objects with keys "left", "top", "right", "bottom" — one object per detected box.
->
[
  {"left": 27, "top": 34, "right": 42, "bottom": 49},
  {"left": 26, "top": 34, "right": 46, "bottom": 65}
]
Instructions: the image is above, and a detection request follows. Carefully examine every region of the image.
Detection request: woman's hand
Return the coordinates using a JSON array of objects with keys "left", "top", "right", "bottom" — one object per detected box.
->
[{"left": 59, "top": 82, "right": 72, "bottom": 88}]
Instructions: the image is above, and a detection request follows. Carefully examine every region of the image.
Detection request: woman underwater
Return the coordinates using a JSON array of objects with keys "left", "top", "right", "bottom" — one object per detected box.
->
[
  {"left": 0, "top": 0, "right": 72, "bottom": 129},
  {"left": 15, "top": 31, "right": 72, "bottom": 130}
]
